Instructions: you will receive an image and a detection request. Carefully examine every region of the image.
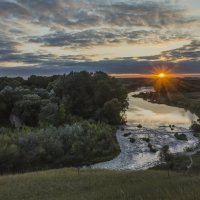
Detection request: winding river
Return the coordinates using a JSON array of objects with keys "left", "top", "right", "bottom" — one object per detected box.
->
[
  {"left": 127, "top": 87, "right": 198, "bottom": 128},
  {"left": 93, "top": 87, "right": 199, "bottom": 170}
]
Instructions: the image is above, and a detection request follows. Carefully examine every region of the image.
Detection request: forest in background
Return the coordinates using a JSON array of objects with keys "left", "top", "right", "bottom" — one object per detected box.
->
[
  {"left": 0, "top": 71, "right": 128, "bottom": 127},
  {"left": 0, "top": 71, "right": 127, "bottom": 173}
]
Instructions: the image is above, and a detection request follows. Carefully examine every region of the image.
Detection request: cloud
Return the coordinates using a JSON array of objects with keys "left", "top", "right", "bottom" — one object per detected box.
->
[
  {"left": 29, "top": 29, "right": 154, "bottom": 47},
  {"left": 138, "top": 40, "right": 200, "bottom": 62},
  {"left": 0, "top": 0, "right": 199, "bottom": 75},
  {"left": 0, "top": 1, "right": 29, "bottom": 17},
  {"left": 1, "top": 0, "right": 198, "bottom": 28},
  {"left": 2, "top": 0, "right": 195, "bottom": 49},
  {"left": 0, "top": 34, "right": 19, "bottom": 54},
  {"left": 0, "top": 51, "right": 90, "bottom": 65}
]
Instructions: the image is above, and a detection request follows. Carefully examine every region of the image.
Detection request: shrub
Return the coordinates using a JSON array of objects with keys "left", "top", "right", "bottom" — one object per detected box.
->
[
  {"left": 185, "top": 147, "right": 193, "bottom": 152},
  {"left": 174, "top": 133, "right": 187, "bottom": 141},
  {"left": 148, "top": 143, "right": 158, "bottom": 153},
  {"left": 142, "top": 138, "right": 150, "bottom": 143},
  {"left": 0, "top": 121, "right": 119, "bottom": 174},
  {"left": 123, "top": 132, "right": 131, "bottom": 137},
  {"left": 129, "top": 138, "right": 135, "bottom": 143},
  {"left": 137, "top": 124, "right": 143, "bottom": 128}
]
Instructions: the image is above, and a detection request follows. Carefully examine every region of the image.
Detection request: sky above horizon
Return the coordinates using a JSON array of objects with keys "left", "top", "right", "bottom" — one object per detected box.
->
[{"left": 0, "top": 0, "right": 200, "bottom": 76}]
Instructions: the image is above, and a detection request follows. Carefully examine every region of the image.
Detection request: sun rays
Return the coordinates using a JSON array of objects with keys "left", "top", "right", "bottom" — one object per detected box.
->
[
  {"left": 151, "top": 66, "right": 178, "bottom": 100},
  {"left": 150, "top": 66, "right": 194, "bottom": 104}
]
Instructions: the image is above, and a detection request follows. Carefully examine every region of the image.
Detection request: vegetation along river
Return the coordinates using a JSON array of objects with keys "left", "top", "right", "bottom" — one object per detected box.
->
[{"left": 93, "top": 87, "right": 199, "bottom": 170}]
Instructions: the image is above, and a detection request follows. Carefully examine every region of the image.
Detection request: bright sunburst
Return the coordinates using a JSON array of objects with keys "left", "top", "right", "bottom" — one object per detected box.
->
[
  {"left": 151, "top": 66, "right": 172, "bottom": 79},
  {"left": 158, "top": 73, "right": 166, "bottom": 78}
]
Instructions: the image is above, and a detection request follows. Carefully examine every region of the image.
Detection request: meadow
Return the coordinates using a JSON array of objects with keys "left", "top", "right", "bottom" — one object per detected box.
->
[{"left": 1, "top": 168, "right": 200, "bottom": 200}]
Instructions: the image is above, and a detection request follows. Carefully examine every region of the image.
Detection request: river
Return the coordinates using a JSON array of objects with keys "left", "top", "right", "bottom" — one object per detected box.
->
[
  {"left": 127, "top": 87, "right": 198, "bottom": 128},
  {"left": 93, "top": 87, "right": 199, "bottom": 170}
]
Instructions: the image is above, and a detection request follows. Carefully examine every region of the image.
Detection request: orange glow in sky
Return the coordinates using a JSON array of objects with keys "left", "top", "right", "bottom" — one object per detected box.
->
[{"left": 110, "top": 73, "right": 200, "bottom": 78}]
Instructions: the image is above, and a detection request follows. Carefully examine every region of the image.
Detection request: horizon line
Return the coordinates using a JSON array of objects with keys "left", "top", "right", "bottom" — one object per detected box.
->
[{"left": 110, "top": 73, "right": 200, "bottom": 78}]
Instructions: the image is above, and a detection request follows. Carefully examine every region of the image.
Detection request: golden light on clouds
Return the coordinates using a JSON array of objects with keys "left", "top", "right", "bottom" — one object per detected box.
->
[
  {"left": 69, "top": 39, "right": 191, "bottom": 61},
  {"left": 0, "top": 62, "right": 36, "bottom": 68},
  {"left": 15, "top": 36, "right": 191, "bottom": 62}
]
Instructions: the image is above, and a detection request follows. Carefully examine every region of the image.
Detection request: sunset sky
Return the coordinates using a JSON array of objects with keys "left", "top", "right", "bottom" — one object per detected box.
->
[{"left": 0, "top": 0, "right": 200, "bottom": 76}]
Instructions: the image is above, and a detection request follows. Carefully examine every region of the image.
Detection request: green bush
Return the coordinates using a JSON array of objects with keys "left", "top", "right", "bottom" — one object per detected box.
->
[
  {"left": 0, "top": 121, "right": 119, "bottom": 174},
  {"left": 174, "top": 133, "right": 187, "bottom": 141},
  {"left": 129, "top": 138, "right": 135, "bottom": 143},
  {"left": 137, "top": 124, "right": 143, "bottom": 128},
  {"left": 142, "top": 138, "right": 150, "bottom": 143}
]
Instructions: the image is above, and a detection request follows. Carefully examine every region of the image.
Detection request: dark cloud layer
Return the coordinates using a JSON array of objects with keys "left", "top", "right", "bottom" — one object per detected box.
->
[
  {"left": 0, "top": 1, "right": 29, "bottom": 17},
  {"left": 29, "top": 30, "right": 154, "bottom": 47},
  {"left": 0, "top": 59, "right": 200, "bottom": 77},
  {"left": 1, "top": 0, "right": 196, "bottom": 28},
  {"left": 0, "top": 33, "right": 19, "bottom": 55}
]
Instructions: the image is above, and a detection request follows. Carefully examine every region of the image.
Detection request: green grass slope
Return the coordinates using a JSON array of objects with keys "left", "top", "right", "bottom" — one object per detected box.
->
[{"left": 1, "top": 168, "right": 200, "bottom": 200}]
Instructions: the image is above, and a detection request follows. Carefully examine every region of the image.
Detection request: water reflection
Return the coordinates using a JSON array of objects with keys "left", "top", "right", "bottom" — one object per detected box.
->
[{"left": 127, "top": 87, "right": 198, "bottom": 128}]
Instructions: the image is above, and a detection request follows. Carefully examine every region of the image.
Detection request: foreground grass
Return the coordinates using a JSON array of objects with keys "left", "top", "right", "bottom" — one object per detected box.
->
[{"left": 0, "top": 168, "right": 200, "bottom": 200}]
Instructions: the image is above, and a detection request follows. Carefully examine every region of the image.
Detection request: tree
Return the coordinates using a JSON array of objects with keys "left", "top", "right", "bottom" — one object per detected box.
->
[
  {"left": 13, "top": 95, "right": 41, "bottom": 127},
  {"left": 94, "top": 80, "right": 112, "bottom": 106},
  {"left": 102, "top": 98, "right": 124, "bottom": 125},
  {"left": 0, "top": 86, "right": 22, "bottom": 125},
  {"left": 39, "top": 103, "right": 58, "bottom": 126},
  {"left": 25, "top": 75, "right": 50, "bottom": 89},
  {"left": 0, "top": 72, "right": 128, "bottom": 126},
  {"left": 58, "top": 103, "right": 66, "bottom": 125}
]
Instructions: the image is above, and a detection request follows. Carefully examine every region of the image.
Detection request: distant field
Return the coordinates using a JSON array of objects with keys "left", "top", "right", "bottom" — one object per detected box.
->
[{"left": 1, "top": 168, "right": 200, "bottom": 200}]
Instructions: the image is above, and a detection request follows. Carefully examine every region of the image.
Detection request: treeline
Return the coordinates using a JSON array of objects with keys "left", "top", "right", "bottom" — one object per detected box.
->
[
  {"left": 153, "top": 78, "right": 200, "bottom": 94},
  {"left": 0, "top": 121, "right": 119, "bottom": 174},
  {"left": 119, "top": 78, "right": 153, "bottom": 92},
  {"left": 0, "top": 71, "right": 128, "bottom": 127},
  {"left": 0, "top": 71, "right": 128, "bottom": 174}
]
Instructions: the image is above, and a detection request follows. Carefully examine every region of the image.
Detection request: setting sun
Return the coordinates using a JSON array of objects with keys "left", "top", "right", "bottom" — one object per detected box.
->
[{"left": 158, "top": 73, "right": 166, "bottom": 78}]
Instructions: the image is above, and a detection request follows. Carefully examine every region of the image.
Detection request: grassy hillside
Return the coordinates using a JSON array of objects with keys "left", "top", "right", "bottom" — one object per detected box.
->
[{"left": 1, "top": 168, "right": 200, "bottom": 200}]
